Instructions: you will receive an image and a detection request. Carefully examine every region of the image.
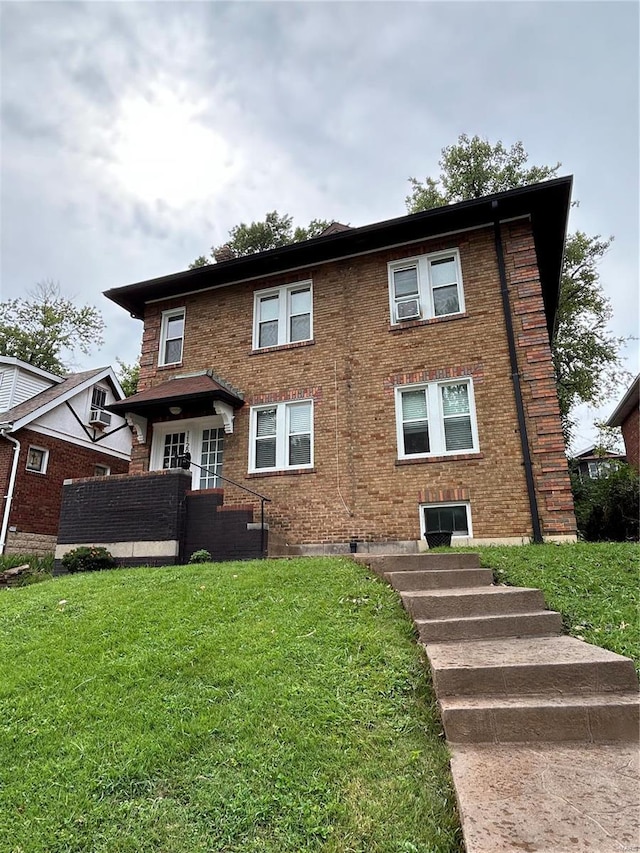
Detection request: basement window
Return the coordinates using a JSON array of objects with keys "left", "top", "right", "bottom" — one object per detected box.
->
[
  {"left": 419, "top": 502, "right": 472, "bottom": 538},
  {"left": 26, "top": 446, "right": 49, "bottom": 474}
]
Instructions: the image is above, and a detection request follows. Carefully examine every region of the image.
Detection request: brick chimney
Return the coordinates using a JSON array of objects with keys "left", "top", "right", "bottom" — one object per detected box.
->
[{"left": 213, "top": 245, "right": 236, "bottom": 263}]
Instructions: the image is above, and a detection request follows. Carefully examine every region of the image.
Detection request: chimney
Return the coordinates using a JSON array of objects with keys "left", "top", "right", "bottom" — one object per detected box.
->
[{"left": 213, "top": 245, "right": 236, "bottom": 263}]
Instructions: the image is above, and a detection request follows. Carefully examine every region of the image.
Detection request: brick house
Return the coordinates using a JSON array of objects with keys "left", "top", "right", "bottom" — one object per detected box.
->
[
  {"left": 0, "top": 358, "right": 131, "bottom": 555},
  {"left": 606, "top": 374, "right": 639, "bottom": 471},
  {"left": 66, "top": 178, "right": 576, "bottom": 561}
]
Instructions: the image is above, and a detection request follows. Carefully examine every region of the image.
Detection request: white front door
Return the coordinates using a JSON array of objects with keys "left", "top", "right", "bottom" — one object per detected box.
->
[{"left": 151, "top": 416, "right": 225, "bottom": 489}]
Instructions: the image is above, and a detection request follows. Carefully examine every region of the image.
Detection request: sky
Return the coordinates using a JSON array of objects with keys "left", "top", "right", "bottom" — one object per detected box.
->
[{"left": 1, "top": 0, "right": 638, "bottom": 453}]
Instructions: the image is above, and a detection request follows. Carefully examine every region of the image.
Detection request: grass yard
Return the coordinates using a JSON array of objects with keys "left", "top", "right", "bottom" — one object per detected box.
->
[
  {"left": 457, "top": 542, "right": 639, "bottom": 670},
  {"left": 0, "top": 558, "right": 461, "bottom": 853}
]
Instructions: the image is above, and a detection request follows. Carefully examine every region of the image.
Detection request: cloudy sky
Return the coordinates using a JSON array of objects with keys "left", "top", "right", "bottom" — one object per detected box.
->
[{"left": 1, "top": 0, "right": 638, "bottom": 451}]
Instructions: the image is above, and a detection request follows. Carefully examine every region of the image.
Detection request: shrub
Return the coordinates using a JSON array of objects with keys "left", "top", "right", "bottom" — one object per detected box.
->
[
  {"left": 188, "top": 549, "right": 212, "bottom": 564},
  {"left": 571, "top": 463, "right": 639, "bottom": 541},
  {"left": 62, "top": 546, "right": 116, "bottom": 573}
]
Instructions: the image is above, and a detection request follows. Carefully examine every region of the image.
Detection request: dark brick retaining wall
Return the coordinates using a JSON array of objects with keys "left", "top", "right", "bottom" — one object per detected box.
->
[
  {"left": 56, "top": 470, "right": 268, "bottom": 570},
  {"left": 58, "top": 469, "right": 191, "bottom": 544}
]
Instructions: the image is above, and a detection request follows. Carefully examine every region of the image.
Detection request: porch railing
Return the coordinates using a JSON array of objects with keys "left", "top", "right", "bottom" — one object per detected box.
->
[{"left": 178, "top": 454, "right": 272, "bottom": 556}]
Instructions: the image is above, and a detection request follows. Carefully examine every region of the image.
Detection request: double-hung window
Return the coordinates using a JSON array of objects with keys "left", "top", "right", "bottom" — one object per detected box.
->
[
  {"left": 159, "top": 308, "right": 185, "bottom": 366},
  {"left": 90, "top": 386, "right": 107, "bottom": 418},
  {"left": 253, "top": 282, "right": 312, "bottom": 349},
  {"left": 395, "top": 379, "right": 478, "bottom": 459},
  {"left": 250, "top": 400, "right": 313, "bottom": 472},
  {"left": 389, "top": 250, "right": 464, "bottom": 324}
]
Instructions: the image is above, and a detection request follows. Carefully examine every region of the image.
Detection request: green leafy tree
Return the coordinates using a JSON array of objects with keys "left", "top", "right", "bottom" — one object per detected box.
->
[
  {"left": 571, "top": 463, "right": 639, "bottom": 541},
  {"left": 190, "top": 212, "right": 334, "bottom": 267},
  {"left": 406, "top": 135, "right": 560, "bottom": 209},
  {"left": 0, "top": 281, "right": 105, "bottom": 375},
  {"left": 406, "top": 135, "right": 628, "bottom": 442},
  {"left": 116, "top": 358, "right": 140, "bottom": 397}
]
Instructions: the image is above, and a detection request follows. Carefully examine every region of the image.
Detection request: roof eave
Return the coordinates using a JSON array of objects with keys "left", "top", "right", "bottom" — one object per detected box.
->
[
  {"left": 104, "top": 177, "right": 573, "bottom": 335},
  {"left": 606, "top": 374, "right": 640, "bottom": 427}
]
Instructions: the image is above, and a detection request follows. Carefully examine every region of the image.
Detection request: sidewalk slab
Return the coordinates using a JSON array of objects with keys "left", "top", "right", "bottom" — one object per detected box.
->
[{"left": 450, "top": 742, "right": 640, "bottom": 853}]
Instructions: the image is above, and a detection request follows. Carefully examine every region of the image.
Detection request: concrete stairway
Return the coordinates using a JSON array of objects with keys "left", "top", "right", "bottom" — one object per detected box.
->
[{"left": 358, "top": 552, "right": 640, "bottom": 853}]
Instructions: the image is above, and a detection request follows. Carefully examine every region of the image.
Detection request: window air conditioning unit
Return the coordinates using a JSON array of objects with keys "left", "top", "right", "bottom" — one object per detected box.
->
[
  {"left": 89, "top": 409, "right": 112, "bottom": 428},
  {"left": 396, "top": 298, "right": 421, "bottom": 321}
]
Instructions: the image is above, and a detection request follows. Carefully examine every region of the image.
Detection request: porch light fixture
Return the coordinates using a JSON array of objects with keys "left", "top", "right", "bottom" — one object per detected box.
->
[{"left": 169, "top": 406, "right": 182, "bottom": 415}]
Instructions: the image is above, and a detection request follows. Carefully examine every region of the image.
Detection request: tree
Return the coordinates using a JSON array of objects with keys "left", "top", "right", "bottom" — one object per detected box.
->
[
  {"left": 116, "top": 358, "right": 140, "bottom": 397},
  {"left": 0, "top": 281, "right": 105, "bottom": 375},
  {"left": 406, "top": 135, "right": 560, "bottom": 210},
  {"left": 189, "top": 212, "right": 334, "bottom": 267},
  {"left": 406, "top": 135, "right": 628, "bottom": 442}
]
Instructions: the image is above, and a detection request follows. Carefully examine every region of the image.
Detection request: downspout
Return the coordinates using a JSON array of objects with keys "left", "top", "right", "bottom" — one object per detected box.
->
[
  {"left": 492, "top": 205, "right": 543, "bottom": 543},
  {"left": 0, "top": 428, "right": 20, "bottom": 554}
]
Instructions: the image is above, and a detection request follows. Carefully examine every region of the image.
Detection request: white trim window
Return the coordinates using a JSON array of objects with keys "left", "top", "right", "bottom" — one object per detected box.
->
[
  {"left": 420, "top": 502, "right": 472, "bottom": 538},
  {"left": 94, "top": 464, "right": 110, "bottom": 477},
  {"left": 388, "top": 250, "right": 464, "bottom": 324},
  {"left": 90, "top": 386, "right": 108, "bottom": 418},
  {"left": 26, "top": 445, "right": 49, "bottom": 474},
  {"left": 249, "top": 400, "right": 313, "bottom": 472},
  {"left": 253, "top": 282, "right": 312, "bottom": 349},
  {"left": 150, "top": 416, "right": 225, "bottom": 489},
  {"left": 159, "top": 308, "right": 185, "bottom": 366},
  {"left": 395, "top": 379, "right": 479, "bottom": 459}
]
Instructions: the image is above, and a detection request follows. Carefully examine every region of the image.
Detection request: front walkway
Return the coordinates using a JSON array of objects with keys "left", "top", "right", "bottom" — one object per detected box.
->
[{"left": 357, "top": 553, "right": 640, "bottom": 853}]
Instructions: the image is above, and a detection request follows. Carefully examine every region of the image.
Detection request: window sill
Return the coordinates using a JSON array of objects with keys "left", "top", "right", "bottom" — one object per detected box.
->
[
  {"left": 157, "top": 362, "right": 183, "bottom": 371},
  {"left": 25, "top": 469, "right": 47, "bottom": 475},
  {"left": 249, "top": 339, "right": 315, "bottom": 356},
  {"left": 396, "top": 452, "right": 484, "bottom": 466},
  {"left": 389, "top": 312, "right": 468, "bottom": 332},
  {"left": 247, "top": 467, "right": 316, "bottom": 478}
]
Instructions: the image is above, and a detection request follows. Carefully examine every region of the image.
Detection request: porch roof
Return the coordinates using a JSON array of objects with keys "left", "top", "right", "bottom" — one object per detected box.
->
[{"left": 107, "top": 371, "right": 244, "bottom": 417}]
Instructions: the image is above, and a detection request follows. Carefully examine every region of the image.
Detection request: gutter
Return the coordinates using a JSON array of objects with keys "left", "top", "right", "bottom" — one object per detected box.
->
[
  {"left": 492, "top": 205, "right": 543, "bottom": 543},
  {"left": 0, "top": 426, "right": 20, "bottom": 555}
]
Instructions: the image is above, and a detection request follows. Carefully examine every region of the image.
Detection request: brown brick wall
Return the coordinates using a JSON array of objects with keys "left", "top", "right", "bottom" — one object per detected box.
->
[
  {"left": 131, "top": 222, "right": 575, "bottom": 545},
  {"left": 502, "top": 221, "right": 577, "bottom": 537},
  {"left": 621, "top": 406, "right": 639, "bottom": 471},
  {"left": 7, "top": 429, "right": 129, "bottom": 537}
]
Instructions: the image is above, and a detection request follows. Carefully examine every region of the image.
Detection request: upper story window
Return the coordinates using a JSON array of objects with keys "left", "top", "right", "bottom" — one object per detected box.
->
[
  {"left": 26, "top": 446, "right": 49, "bottom": 474},
  {"left": 159, "top": 308, "right": 185, "bottom": 366},
  {"left": 253, "top": 282, "right": 312, "bottom": 349},
  {"left": 395, "top": 379, "right": 479, "bottom": 459},
  {"left": 388, "top": 250, "right": 464, "bottom": 324},
  {"left": 91, "top": 386, "right": 107, "bottom": 417},
  {"left": 249, "top": 400, "right": 313, "bottom": 472}
]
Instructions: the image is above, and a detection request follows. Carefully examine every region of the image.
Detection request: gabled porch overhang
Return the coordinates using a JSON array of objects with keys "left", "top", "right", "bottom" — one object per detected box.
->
[{"left": 107, "top": 371, "right": 244, "bottom": 443}]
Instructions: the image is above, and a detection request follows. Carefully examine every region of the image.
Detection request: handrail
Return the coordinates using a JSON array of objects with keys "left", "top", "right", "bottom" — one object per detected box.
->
[{"left": 178, "top": 454, "right": 271, "bottom": 555}]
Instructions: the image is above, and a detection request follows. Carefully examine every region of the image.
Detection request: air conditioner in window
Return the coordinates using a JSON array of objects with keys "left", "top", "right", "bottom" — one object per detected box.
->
[
  {"left": 396, "top": 298, "right": 421, "bottom": 321},
  {"left": 89, "top": 409, "right": 112, "bottom": 428}
]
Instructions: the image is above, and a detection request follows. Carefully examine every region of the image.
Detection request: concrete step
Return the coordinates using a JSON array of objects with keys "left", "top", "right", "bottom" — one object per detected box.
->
[
  {"left": 386, "top": 568, "right": 493, "bottom": 591},
  {"left": 355, "top": 552, "right": 480, "bottom": 576},
  {"left": 450, "top": 742, "right": 640, "bottom": 853},
  {"left": 415, "top": 609, "right": 564, "bottom": 642},
  {"left": 439, "top": 691, "right": 640, "bottom": 743},
  {"left": 401, "top": 585, "right": 545, "bottom": 620},
  {"left": 426, "top": 635, "right": 638, "bottom": 697}
]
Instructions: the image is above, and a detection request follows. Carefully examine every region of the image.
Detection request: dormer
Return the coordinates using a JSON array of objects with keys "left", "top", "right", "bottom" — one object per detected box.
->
[{"left": 0, "top": 357, "right": 62, "bottom": 413}]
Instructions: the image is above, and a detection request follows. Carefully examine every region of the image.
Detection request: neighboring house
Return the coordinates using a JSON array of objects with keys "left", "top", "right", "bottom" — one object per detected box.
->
[
  {"left": 571, "top": 446, "right": 627, "bottom": 481},
  {"left": 63, "top": 177, "right": 577, "bottom": 561},
  {"left": 0, "top": 358, "right": 131, "bottom": 555},
  {"left": 606, "top": 374, "right": 639, "bottom": 471}
]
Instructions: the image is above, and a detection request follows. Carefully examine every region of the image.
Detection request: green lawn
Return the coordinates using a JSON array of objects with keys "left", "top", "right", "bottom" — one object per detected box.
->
[
  {"left": 455, "top": 542, "right": 639, "bottom": 670},
  {"left": 0, "top": 558, "right": 461, "bottom": 853}
]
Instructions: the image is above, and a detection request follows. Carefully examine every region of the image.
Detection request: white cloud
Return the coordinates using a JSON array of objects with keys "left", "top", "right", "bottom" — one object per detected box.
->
[{"left": 1, "top": 0, "right": 637, "bottom": 452}]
